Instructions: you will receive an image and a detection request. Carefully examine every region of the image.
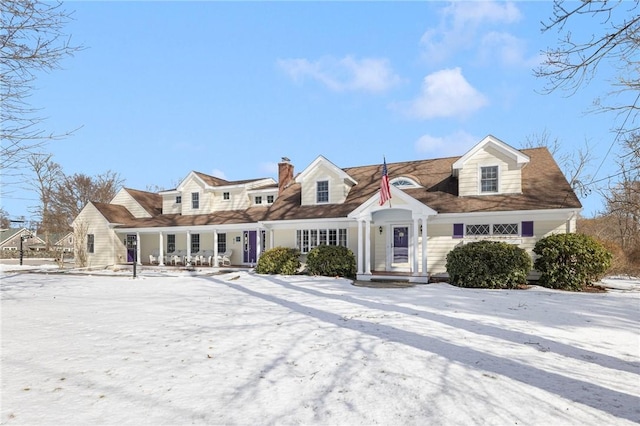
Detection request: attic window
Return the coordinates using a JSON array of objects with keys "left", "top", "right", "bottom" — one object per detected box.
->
[
  {"left": 317, "top": 181, "right": 329, "bottom": 203},
  {"left": 391, "top": 177, "right": 420, "bottom": 188},
  {"left": 481, "top": 166, "right": 498, "bottom": 193}
]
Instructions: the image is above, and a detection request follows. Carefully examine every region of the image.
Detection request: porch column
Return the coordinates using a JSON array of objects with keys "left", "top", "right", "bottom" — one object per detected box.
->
[
  {"left": 186, "top": 230, "right": 191, "bottom": 265},
  {"left": 256, "top": 227, "right": 262, "bottom": 262},
  {"left": 364, "top": 218, "right": 372, "bottom": 275},
  {"left": 356, "top": 220, "right": 364, "bottom": 275},
  {"left": 136, "top": 232, "right": 142, "bottom": 265},
  {"left": 158, "top": 232, "right": 165, "bottom": 266},
  {"left": 421, "top": 216, "right": 428, "bottom": 276},
  {"left": 412, "top": 218, "right": 419, "bottom": 274},
  {"left": 213, "top": 230, "right": 218, "bottom": 266}
]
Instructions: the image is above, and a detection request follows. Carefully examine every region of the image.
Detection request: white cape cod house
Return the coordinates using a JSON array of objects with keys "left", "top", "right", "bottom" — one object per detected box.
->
[{"left": 73, "top": 135, "right": 582, "bottom": 282}]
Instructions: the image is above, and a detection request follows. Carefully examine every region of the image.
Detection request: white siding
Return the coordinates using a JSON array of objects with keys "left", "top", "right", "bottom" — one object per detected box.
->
[
  {"left": 73, "top": 204, "right": 119, "bottom": 268},
  {"left": 211, "top": 189, "right": 251, "bottom": 211},
  {"left": 458, "top": 145, "right": 522, "bottom": 196},
  {"left": 300, "top": 166, "right": 350, "bottom": 206},
  {"left": 180, "top": 180, "right": 206, "bottom": 215},
  {"left": 111, "top": 190, "right": 151, "bottom": 218},
  {"left": 162, "top": 194, "right": 182, "bottom": 215}
]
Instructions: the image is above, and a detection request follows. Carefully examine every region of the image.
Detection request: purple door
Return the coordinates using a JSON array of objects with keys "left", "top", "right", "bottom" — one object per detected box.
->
[
  {"left": 243, "top": 231, "right": 257, "bottom": 264},
  {"left": 393, "top": 227, "right": 409, "bottom": 264},
  {"left": 126, "top": 234, "right": 136, "bottom": 262}
]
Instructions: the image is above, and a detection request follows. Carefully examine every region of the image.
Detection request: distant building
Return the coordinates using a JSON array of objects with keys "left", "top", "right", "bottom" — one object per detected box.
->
[{"left": 0, "top": 228, "right": 45, "bottom": 252}]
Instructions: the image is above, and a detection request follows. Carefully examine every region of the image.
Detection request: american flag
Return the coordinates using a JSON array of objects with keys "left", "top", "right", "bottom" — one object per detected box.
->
[{"left": 379, "top": 158, "right": 392, "bottom": 206}]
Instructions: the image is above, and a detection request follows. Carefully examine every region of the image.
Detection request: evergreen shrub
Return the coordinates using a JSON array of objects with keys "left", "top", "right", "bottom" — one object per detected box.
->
[
  {"left": 306, "top": 245, "right": 356, "bottom": 279},
  {"left": 533, "top": 233, "right": 612, "bottom": 291},
  {"left": 445, "top": 240, "right": 532, "bottom": 289},
  {"left": 255, "top": 246, "right": 301, "bottom": 275}
]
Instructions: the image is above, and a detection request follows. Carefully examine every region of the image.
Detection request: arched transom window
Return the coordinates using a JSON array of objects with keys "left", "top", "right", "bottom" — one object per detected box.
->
[{"left": 390, "top": 177, "right": 421, "bottom": 188}]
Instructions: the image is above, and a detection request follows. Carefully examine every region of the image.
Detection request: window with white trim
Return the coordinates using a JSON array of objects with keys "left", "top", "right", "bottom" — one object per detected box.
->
[
  {"left": 466, "top": 224, "right": 490, "bottom": 236},
  {"left": 267, "top": 195, "right": 274, "bottom": 204},
  {"left": 316, "top": 181, "right": 329, "bottom": 203},
  {"left": 296, "top": 228, "right": 347, "bottom": 254},
  {"left": 191, "top": 234, "right": 200, "bottom": 254},
  {"left": 217, "top": 233, "right": 227, "bottom": 253},
  {"left": 87, "top": 234, "right": 95, "bottom": 253},
  {"left": 175, "top": 195, "right": 182, "bottom": 204},
  {"left": 191, "top": 192, "right": 199, "bottom": 209},
  {"left": 493, "top": 223, "right": 518, "bottom": 235},
  {"left": 481, "top": 166, "right": 498, "bottom": 193},
  {"left": 223, "top": 192, "right": 230, "bottom": 200},
  {"left": 167, "top": 234, "right": 176, "bottom": 253},
  {"left": 255, "top": 196, "right": 262, "bottom": 205},
  {"left": 465, "top": 223, "right": 519, "bottom": 236},
  {"left": 391, "top": 177, "right": 420, "bottom": 188}
]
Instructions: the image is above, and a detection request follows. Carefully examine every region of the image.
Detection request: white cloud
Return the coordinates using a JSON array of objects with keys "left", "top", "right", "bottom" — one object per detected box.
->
[
  {"left": 415, "top": 130, "right": 478, "bottom": 157},
  {"left": 210, "top": 169, "right": 227, "bottom": 180},
  {"left": 420, "top": 1, "right": 527, "bottom": 66},
  {"left": 278, "top": 56, "right": 403, "bottom": 93},
  {"left": 406, "top": 68, "right": 488, "bottom": 119},
  {"left": 479, "top": 31, "right": 540, "bottom": 68},
  {"left": 260, "top": 162, "right": 279, "bottom": 176}
]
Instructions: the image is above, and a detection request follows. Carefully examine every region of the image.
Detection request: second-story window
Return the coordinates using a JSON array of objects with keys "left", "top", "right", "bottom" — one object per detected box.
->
[
  {"left": 223, "top": 192, "right": 230, "bottom": 200},
  {"left": 317, "top": 180, "right": 329, "bottom": 203},
  {"left": 176, "top": 195, "right": 181, "bottom": 204},
  {"left": 480, "top": 166, "right": 498, "bottom": 193},
  {"left": 267, "top": 195, "right": 274, "bottom": 204},
  {"left": 192, "top": 192, "right": 199, "bottom": 209},
  {"left": 255, "top": 196, "right": 262, "bottom": 205}
]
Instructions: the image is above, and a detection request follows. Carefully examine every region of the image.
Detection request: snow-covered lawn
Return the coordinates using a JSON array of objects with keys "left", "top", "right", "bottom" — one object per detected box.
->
[{"left": 1, "top": 268, "right": 639, "bottom": 425}]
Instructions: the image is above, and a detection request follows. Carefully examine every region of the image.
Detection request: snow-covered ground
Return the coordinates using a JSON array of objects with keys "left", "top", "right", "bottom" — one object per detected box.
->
[{"left": 1, "top": 266, "right": 639, "bottom": 425}]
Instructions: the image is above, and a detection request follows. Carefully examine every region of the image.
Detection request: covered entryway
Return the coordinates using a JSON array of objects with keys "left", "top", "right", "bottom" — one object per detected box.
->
[{"left": 348, "top": 185, "right": 437, "bottom": 283}]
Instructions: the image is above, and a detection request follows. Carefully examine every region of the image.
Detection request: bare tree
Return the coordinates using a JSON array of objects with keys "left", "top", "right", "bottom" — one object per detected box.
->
[
  {"left": 1, "top": 0, "right": 82, "bottom": 173},
  {"left": 0, "top": 208, "right": 11, "bottom": 229},
  {"left": 602, "top": 134, "right": 640, "bottom": 249},
  {"left": 536, "top": 1, "right": 639, "bottom": 182},
  {"left": 73, "top": 219, "right": 88, "bottom": 268},
  {"left": 522, "top": 130, "right": 594, "bottom": 198},
  {"left": 50, "top": 170, "right": 124, "bottom": 227},
  {"left": 26, "top": 153, "right": 63, "bottom": 249}
]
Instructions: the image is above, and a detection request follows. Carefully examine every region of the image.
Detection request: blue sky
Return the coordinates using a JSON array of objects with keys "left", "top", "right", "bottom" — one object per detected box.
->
[{"left": 4, "top": 1, "right": 631, "bottom": 221}]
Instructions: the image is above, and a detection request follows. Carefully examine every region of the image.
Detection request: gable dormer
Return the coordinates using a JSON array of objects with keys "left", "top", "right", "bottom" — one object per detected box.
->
[
  {"left": 295, "top": 156, "right": 357, "bottom": 206},
  {"left": 110, "top": 188, "right": 155, "bottom": 218},
  {"left": 452, "top": 135, "right": 529, "bottom": 197}
]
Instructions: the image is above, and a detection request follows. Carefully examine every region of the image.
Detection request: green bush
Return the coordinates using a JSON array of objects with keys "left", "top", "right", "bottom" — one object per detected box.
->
[
  {"left": 533, "top": 233, "right": 612, "bottom": 291},
  {"left": 255, "top": 246, "right": 301, "bottom": 275},
  {"left": 445, "top": 240, "right": 532, "bottom": 289},
  {"left": 306, "top": 245, "right": 356, "bottom": 279}
]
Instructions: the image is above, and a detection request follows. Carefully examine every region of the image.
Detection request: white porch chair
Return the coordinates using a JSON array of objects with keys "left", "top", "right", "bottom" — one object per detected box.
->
[
  {"left": 217, "top": 250, "right": 232, "bottom": 267},
  {"left": 201, "top": 250, "right": 214, "bottom": 266},
  {"left": 149, "top": 249, "right": 160, "bottom": 265}
]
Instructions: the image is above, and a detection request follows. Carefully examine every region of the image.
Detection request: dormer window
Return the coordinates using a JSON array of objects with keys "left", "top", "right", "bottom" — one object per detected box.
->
[
  {"left": 317, "top": 181, "right": 329, "bottom": 203},
  {"left": 191, "top": 192, "right": 199, "bottom": 209},
  {"left": 223, "top": 192, "right": 230, "bottom": 200},
  {"left": 480, "top": 166, "right": 498, "bottom": 193},
  {"left": 267, "top": 195, "right": 274, "bottom": 204},
  {"left": 391, "top": 177, "right": 420, "bottom": 188},
  {"left": 255, "top": 196, "right": 262, "bottom": 205}
]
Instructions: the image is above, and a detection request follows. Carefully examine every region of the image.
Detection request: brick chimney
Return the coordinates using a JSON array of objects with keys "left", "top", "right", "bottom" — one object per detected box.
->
[{"left": 278, "top": 157, "right": 294, "bottom": 195}]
